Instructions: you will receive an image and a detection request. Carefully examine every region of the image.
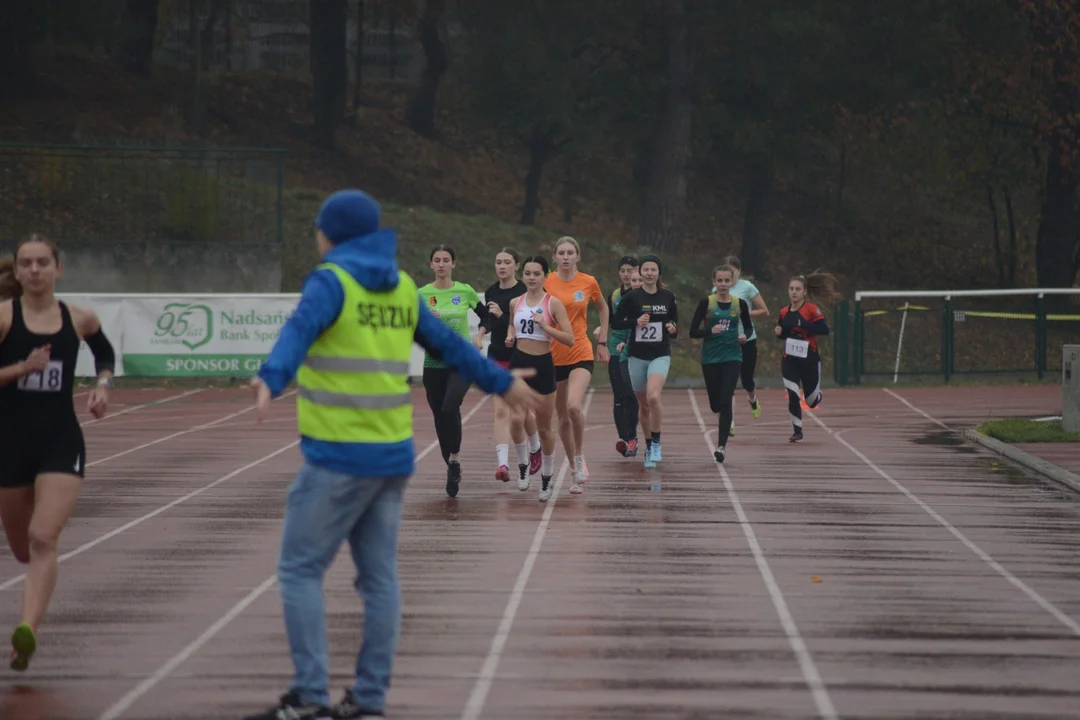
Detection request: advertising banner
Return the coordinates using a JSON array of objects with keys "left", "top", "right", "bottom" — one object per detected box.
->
[{"left": 56, "top": 292, "right": 489, "bottom": 378}]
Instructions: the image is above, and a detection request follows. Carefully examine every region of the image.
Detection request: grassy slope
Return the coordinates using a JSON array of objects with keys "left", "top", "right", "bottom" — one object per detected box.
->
[
  {"left": 4, "top": 50, "right": 1062, "bottom": 386},
  {"left": 976, "top": 418, "right": 1080, "bottom": 443}
]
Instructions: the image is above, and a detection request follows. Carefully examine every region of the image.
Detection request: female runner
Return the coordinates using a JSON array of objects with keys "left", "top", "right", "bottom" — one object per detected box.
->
[
  {"left": 418, "top": 245, "right": 489, "bottom": 497},
  {"left": 719, "top": 255, "right": 769, "bottom": 433},
  {"left": 474, "top": 248, "right": 541, "bottom": 484},
  {"left": 689, "top": 265, "right": 753, "bottom": 464},
  {"left": 543, "top": 237, "right": 609, "bottom": 494},
  {"left": 775, "top": 272, "right": 839, "bottom": 442},
  {"left": 611, "top": 255, "right": 677, "bottom": 469},
  {"left": 0, "top": 234, "right": 116, "bottom": 672},
  {"left": 606, "top": 256, "right": 640, "bottom": 457},
  {"left": 505, "top": 256, "right": 575, "bottom": 501}
]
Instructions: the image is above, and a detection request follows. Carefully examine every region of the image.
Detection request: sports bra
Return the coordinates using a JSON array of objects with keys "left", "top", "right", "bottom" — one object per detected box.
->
[{"left": 512, "top": 293, "right": 552, "bottom": 343}]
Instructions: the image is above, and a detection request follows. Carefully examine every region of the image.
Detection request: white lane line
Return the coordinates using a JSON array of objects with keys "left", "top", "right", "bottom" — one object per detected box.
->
[
  {"left": 460, "top": 389, "right": 594, "bottom": 720},
  {"left": 804, "top": 401, "right": 1080, "bottom": 637},
  {"left": 689, "top": 389, "right": 839, "bottom": 720},
  {"left": 96, "top": 394, "right": 493, "bottom": 720},
  {"left": 882, "top": 387, "right": 950, "bottom": 430},
  {"left": 79, "top": 389, "right": 205, "bottom": 428}
]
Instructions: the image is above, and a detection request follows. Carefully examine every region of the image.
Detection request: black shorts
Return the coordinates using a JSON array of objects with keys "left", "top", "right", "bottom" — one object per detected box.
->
[
  {"left": 0, "top": 424, "right": 86, "bottom": 488},
  {"left": 554, "top": 360, "right": 594, "bottom": 383},
  {"left": 510, "top": 349, "right": 557, "bottom": 395}
]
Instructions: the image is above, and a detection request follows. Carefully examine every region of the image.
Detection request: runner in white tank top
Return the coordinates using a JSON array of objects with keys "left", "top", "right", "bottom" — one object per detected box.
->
[{"left": 513, "top": 292, "right": 553, "bottom": 343}]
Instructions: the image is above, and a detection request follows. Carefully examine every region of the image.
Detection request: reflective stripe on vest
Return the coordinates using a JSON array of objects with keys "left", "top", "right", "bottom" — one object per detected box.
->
[{"left": 296, "top": 264, "right": 418, "bottom": 445}]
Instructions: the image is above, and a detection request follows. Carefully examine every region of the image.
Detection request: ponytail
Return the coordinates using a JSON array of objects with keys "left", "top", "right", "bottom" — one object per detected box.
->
[
  {"left": 0, "top": 256, "right": 20, "bottom": 299},
  {"left": 793, "top": 271, "right": 841, "bottom": 302}
]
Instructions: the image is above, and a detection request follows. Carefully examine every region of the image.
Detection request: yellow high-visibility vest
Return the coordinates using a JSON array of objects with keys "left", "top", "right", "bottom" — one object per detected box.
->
[{"left": 296, "top": 263, "right": 418, "bottom": 445}]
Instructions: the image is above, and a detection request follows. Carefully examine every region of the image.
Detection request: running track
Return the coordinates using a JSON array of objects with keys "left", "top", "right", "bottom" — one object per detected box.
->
[{"left": 1, "top": 384, "right": 1078, "bottom": 719}]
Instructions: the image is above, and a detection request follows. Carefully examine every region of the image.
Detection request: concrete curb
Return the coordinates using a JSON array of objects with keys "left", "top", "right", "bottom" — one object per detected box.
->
[{"left": 962, "top": 429, "right": 1080, "bottom": 496}]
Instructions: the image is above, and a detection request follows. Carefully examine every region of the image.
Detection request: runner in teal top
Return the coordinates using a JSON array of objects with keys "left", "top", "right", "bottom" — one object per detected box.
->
[
  {"left": 419, "top": 244, "right": 489, "bottom": 497},
  {"left": 711, "top": 255, "right": 769, "bottom": 433},
  {"left": 692, "top": 264, "right": 753, "bottom": 464}
]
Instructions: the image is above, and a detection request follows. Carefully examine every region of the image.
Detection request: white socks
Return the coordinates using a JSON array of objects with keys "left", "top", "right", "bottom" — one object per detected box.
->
[
  {"left": 514, "top": 441, "right": 529, "bottom": 465},
  {"left": 527, "top": 433, "right": 541, "bottom": 453},
  {"left": 496, "top": 444, "right": 509, "bottom": 467},
  {"left": 541, "top": 453, "right": 554, "bottom": 476}
]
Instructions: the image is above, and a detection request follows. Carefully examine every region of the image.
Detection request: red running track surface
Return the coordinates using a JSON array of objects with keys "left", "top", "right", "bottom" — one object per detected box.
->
[{"left": 1, "top": 384, "right": 1078, "bottom": 720}]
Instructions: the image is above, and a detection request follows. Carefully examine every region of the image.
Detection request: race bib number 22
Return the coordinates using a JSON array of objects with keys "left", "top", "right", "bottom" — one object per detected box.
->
[{"left": 636, "top": 321, "right": 663, "bottom": 342}]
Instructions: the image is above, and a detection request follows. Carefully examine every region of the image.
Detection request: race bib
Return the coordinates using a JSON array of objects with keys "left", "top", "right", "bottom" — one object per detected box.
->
[
  {"left": 18, "top": 360, "right": 64, "bottom": 393},
  {"left": 785, "top": 338, "right": 809, "bottom": 358},
  {"left": 636, "top": 321, "right": 663, "bottom": 342}
]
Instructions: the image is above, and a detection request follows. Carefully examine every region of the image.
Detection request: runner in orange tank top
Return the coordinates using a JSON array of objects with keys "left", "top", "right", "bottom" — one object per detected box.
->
[{"left": 543, "top": 236, "right": 609, "bottom": 494}]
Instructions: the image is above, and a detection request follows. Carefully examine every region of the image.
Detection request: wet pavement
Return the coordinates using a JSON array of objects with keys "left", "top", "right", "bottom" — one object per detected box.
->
[{"left": 0, "top": 384, "right": 1078, "bottom": 719}]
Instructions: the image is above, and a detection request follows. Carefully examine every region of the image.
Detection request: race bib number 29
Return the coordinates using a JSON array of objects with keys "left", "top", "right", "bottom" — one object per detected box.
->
[{"left": 18, "top": 360, "right": 64, "bottom": 392}]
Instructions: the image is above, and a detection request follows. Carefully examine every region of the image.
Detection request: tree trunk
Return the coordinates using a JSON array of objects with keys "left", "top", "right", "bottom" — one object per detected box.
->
[
  {"left": 113, "top": 0, "right": 160, "bottom": 76},
  {"left": 739, "top": 152, "right": 773, "bottom": 278},
  {"left": 987, "top": 182, "right": 1006, "bottom": 288},
  {"left": 638, "top": 0, "right": 692, "bottom": 253},
  {"left": 405, "top": 0, "right": 448, "bottom": 139},
  {"left": 310, "top": 0, "right": 348, "bottom": 149},
  {"left": 1003, "top": 185, "right": 1018, "bottom": 287},
  {"left": 1035, "top": 140, "right": 1080, "bottom": 301},
  {"left": 520, "top": 127, "right": 563, "bottom": 225}
]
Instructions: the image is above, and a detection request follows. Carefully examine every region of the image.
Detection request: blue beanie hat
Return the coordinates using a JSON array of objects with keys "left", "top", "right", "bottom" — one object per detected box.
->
[{"left": 315, "top": 189, "right": 380, "bottom": 244}]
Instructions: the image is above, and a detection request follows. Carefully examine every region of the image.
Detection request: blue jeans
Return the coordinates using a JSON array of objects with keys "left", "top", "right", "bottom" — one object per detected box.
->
[{"left": 277, "top": 461, "right": 410, "bottom": 709}]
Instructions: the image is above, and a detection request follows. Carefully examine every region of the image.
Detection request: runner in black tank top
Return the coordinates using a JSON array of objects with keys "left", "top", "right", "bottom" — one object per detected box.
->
[{"left": 0, "top": 234, "right": 116, "bottom": 673}]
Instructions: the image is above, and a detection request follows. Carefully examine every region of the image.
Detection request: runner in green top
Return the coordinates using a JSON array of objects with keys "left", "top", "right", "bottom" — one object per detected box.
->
[
  {"left": 419, "top": 244, "right": 489, "bottom": 497},
  {"left": 689, "top": 264, "right": 753, "bottom": 464},
  {"left": 606, "top": 255, "right": 640, "bottom": 458}
]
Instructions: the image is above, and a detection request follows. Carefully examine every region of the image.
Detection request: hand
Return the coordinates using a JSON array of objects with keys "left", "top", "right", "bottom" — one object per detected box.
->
[
  {"left": 250, "top": 376, "right": 272, "bottom": 422},
  {"left": 22, "top": 345, "right": 51, "bottom": 374},
  {"left": 501, "top": 369, "right": 542, "bottom": 413},
  {"left": 504, "top": 335, "right": 515, "bottom": 347},
  {"left": 597, "top": 342, "right": 610, "bottom": 363},
  {"left": 774, "top": 325, "right": 782, "bottom": 337},
  {"left": 593, "top": 326, "right": 602, "bottom": 341},
  {"left": 87, "top": 384, "right": 109, "bottom": 419},
  {"left": 711, "top": 323, "right": 724, "bottom": 335},
  {"left": 473, "top": 332, "right": 484, "bottom": 350},
  {"left": 665, "top": 322, "right": 676, "bottom": 335},
  {"left": 616, "top": 342, "right": 625, "bottom": 353},
  {"left": 531, "top": 310, "right": 546, "bottom": 330},
  {"left": 637, "top": 313, "right": 650, "bottom": 327},
  {"left": 487, "top": 302, "right": 503, "bottom": 318},
  {"left": 738, "top": 334, "right": 747, "bottom": 344}
]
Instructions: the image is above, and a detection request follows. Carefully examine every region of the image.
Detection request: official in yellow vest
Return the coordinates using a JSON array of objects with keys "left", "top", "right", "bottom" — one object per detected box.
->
[{"left": 246, "top": 189, "right": 540, "bottom": 720}]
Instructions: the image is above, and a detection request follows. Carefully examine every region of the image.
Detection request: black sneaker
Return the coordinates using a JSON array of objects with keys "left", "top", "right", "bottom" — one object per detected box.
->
[
  {"left": 789, "top": 430, "right": 804, "bottom": 443},
  {"left": 243, "top": 692, "right": 333, "bottom": 720},
  {"left": 446, "top": 461, "right": 462, "bottom": 497},
  {"left": 713, "top": 445, "right": 726, "bottom": 464},
  {"left": 331, "top": 689, "right": 384, "bottom": 719}
]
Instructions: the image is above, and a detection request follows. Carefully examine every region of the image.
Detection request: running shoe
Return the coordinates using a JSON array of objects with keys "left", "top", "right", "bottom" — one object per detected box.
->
[
  {"left": 539, "top": 474, "right": 553, "bottom": 502},
  {"left": 243, "top": 691, "right": 333, "bottom": 720},
  {"left": 331, "top": 689, "right": 385, "bottom": 718},
  {"left": 574, "top": 456, "right": 589, "bottom": 484},
  {"left": 10, "top": 622, "right": 34, "bottom": 672},
  {"left": 517, "top": 463, "right": 530, "bottom": 491},
  {"left": 446, "top": 461, "right": 462, "bottom": 497},
  {"left": 615, "top": 439, "right": 627, "bottom": 455},
  {"left": 750, "top": 397, "right": 761, "bottom": 419},
  {"left": 624, "top": 438, "right": 639, "bottom": 457},
  {"left": 495, "top": 465, "right": 510, "bottom": 483},
  {"left": 730, "top": 421, "right": 735, "bottom": 437},
  {"left": 528, "top": 448, "right": 542, "bottom": 476},
  {"left": 714, "top": 445, "right": 726, "bottom": 464},
  {"left": 652, "top": 442, "right": 663, "bottom": 463},
  {"left": 644, "top": 443, "right": 658, "bottom": 469},
  {"left": 789, "top": 430, "right": 804, "bottom": 443}
]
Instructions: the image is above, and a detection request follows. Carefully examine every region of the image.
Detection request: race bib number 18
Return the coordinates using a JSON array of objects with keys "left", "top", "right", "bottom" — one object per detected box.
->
[
  {"left": 636, "top": 321, "right": 663, "bottom": 342},
  {"left": 785, "top": 338, "right": 809, "bottom": 358},
  {"left": 18, "top": 360, "right": 64, "bottom": 392}
]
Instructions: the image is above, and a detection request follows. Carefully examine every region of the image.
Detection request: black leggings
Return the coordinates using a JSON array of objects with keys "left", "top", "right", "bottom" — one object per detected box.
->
[
  {"left": 702, "top": 361, "right": 741, "bottom": 448},
  {"left": 740, "top": 339, "right": 758, "bottom": 393},
  {"left": 608, "top": 358, "right": 639, "bottom": 441},
  {"left": 423, "top": 366, "right": 471, "bottom": 464},
  {"left": 781, "top": 355, "right": 822, "bottom": 430}
]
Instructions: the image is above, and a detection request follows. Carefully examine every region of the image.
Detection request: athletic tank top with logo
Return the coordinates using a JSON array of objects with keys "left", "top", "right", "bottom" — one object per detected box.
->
[
  {"left": 0, "top": 299, "right": 81, "bottom": 431},
  {"left": 513, "top": 293, "right": 552, "bottom": 344}
]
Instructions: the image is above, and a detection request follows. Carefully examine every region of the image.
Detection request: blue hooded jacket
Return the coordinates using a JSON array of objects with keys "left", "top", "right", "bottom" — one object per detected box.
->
[{"left": 258, "top": 202, "right": 514, "bottom": 478}]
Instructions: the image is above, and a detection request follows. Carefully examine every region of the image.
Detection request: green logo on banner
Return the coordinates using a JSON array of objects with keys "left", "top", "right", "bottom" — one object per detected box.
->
[{"left": 154, "top": 303, "right": 213, "bottom": 351}]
